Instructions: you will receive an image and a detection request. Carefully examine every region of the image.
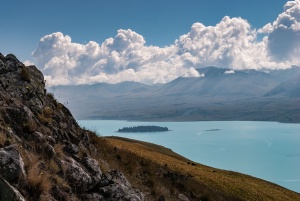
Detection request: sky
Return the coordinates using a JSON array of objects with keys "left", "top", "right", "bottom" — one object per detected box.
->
[{"left": 1, "top": 0, "right": 299, "bottom": 85}]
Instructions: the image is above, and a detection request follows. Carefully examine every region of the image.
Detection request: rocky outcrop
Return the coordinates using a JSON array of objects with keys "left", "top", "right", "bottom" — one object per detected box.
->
[
  {"left": 0, "top": 176, "right": 25, "bottom": 201},
  {"left": 0, "top": 53, "right": 144, "bottom": 200},
  {"left": 0, "top": 145, "right": 26, "bottom": 182},
  {"left": 178, "top": 194, "right": 189, "bottom": 201},
  {"left": 99, "top": 170, "right": 145, "bottom": 201}
]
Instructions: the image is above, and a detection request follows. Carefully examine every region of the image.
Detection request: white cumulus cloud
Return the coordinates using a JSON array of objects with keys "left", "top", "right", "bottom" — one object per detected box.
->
[
  {"left": 182, "top": 67, "right": 204, "bottom": 78},
  {"left": 32, "top": 1, "right": 300, "bottom": 86},
  {"left": 23, "top": 60, "right": 35, "bottom": 66},
  {"left": 33, "top": 30, "right": 182, "bottom": 85},
  {"left": 176, "top": 17, "right": 262, "bottom": 69},
  {"left": 263, "top": 0, "right": 300, "bottom": 61}
]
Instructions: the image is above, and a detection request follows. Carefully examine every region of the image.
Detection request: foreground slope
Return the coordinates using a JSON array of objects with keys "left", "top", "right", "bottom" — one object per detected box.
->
[{"left": 93, "top": 136, "right": 300, "bottom": 201}]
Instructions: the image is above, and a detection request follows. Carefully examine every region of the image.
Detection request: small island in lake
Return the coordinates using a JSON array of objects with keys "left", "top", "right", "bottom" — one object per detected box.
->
[
  {"left": 117, "top": 125, "right": 169, "bottom": 133},
  {"left": 205, "top": 129, "right": 221, "bottom": 131}
]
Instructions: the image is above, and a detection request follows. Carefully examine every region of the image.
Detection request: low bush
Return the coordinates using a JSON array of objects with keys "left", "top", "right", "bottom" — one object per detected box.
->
[
  {"left": 38, "top": 114, "right": 52, "bottom": 124},
  {"left": 43, "top": 106, "right": 53, "bottom": 118},
  {"left": 20, "top": 67, "right": 31, "bottom": 82}
]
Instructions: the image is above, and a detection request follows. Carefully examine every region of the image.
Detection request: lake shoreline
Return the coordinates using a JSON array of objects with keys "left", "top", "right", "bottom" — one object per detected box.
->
[
  {"left": 78, "top": 119, "right": 300, "bottom": 193},
  {"left": 77, "top": 118, "right": 300, "bottom": 124}
]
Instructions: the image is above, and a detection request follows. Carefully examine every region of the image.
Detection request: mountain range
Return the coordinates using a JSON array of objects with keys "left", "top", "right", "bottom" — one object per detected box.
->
[{"left": 49, "top": 66, "right": 300, "bottom": 123}]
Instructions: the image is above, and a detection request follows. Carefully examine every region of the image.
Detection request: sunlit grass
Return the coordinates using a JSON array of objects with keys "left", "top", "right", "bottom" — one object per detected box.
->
[{"left": 91, "top": 135, "right": 300, "bottom": 201}]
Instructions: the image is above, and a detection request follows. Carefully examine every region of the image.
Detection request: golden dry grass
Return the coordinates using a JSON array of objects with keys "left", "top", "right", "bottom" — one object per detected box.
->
[
  {"left": 0, "top": 132, "right": 5, "bottom": 146},
  {"left": 52, "top": 175, "right": 70, "bottom": 191},
  {"left": 53, "top": 143, "right": 64, "bottom": 158},
  {"left": 93, "top": 136, "right": 300, "bottom": 201},
  {"left": 25, "top": 152, "right": 52, "bottom": 200},
  {"left": 49, "top": 158, "right": 60, "bottom": 174},
  {"left": 37, "top": 113, "right": 53, "bottom": 124},
  {"left": 43, "top": 106, "right": 54, "bottom": 118}
]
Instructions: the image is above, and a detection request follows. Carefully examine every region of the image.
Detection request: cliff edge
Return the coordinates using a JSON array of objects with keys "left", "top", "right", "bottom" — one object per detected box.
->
[{"left": 0, "top": 53, "right": 144, "bottom": 201}]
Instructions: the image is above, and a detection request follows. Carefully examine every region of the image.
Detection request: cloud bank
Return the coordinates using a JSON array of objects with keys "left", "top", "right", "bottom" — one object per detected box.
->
[{"left": 33, "top": 0, "right": 300, "bottom": 86}]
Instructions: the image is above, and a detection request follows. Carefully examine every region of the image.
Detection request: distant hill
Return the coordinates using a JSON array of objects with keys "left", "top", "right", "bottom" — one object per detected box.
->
[
  {"left": 49, "top": 66, "right": 300, "bottom": 123},
  {"left": 158, "top": 66, "right": 278, "bottom": 97},
  {"left": 265, "top": 78, "right": 300, "bottom": 98}
]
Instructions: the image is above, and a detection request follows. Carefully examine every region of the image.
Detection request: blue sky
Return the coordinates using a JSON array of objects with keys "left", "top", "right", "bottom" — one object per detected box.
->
[
  {"left": 1, "top": 0, "right": 299, "bottom": 85},
  {"left": 1, "top": 0, "right": 287, "bottom": 60}
]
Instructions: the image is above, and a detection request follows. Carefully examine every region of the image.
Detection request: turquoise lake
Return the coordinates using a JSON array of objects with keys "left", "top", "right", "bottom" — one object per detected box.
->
[{"left": 78, "top": 120, "right": 300, "bottom": 193}]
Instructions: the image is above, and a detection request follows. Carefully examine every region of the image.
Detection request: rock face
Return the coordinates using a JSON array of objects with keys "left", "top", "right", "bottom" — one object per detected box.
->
[
  {"left": 0, "top": 176, "right": 25, "bottom": 201},
  {"left": 0, "top": 53, "right": 144, "bottom": 200},
  {"left": 0, "top": 145, "right": 26, "bottom": 182}
]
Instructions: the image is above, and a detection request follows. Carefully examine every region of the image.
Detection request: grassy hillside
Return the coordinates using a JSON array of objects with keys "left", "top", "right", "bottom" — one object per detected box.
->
[{"left": 89, "top": 135, "right": 300, "bottom": 201}]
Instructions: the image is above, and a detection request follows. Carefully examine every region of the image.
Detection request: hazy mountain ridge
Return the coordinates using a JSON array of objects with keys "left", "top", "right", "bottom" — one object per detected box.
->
[
  {"left": 265, "top": 78, "right": 300, "bottom": 98},
  {"left": 49, "top": 66, "right": 300, "bottom": 122}
]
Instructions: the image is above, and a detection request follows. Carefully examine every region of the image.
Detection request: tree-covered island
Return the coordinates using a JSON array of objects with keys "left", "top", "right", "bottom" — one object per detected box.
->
[{"left": 117, "top": 125, "right": 169, "bottom": 133}]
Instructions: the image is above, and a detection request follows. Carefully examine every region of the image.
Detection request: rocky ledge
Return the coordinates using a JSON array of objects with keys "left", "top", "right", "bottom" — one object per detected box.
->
[{"left": 0, "top": 53, "right": 144, "bottom": 201}]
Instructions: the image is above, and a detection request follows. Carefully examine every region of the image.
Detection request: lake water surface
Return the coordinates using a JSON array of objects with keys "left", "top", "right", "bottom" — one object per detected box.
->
[{"left": 78, "top": 120, "right": 300, "bottom": 193}]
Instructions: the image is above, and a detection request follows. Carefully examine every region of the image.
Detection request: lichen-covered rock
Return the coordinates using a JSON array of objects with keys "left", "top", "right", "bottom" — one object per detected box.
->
[
  {"left": 99, "top": 170, "right": 144, "bottom": 201},
  {"left": 80, "top": 131, "right": 90, "bottom": 147},
  {"left": 83, "top": 156, "right": 102, "bottom": 175},
  {"left": 82, "top": 156, "right": 102, "bottom": 188},
  {"left": 81, "top": 193, "right": 104, "bottom": 201},
  {"left": 0, "top": 176, "right": 25, "bottom": 201},
  {"left": 0, "top": 53, "right": 21, "bottom": 74},
  {"left": 31, "top": 131, "right": 46, "bottom": 143},
  {"left": 63, "top": 142, "right": 79, "bottom": 155},
  {"left": 98, "top": 172, "right": 114, "bottom": 188},
  {"left": 0, "top": 145, "right": 25, "bottom": 182},
  {"left": 62, "top": 156, "right": 92, "bottom": 191},
  {"left": 1, "top": 106, "right": 37, "bottom": 136},
  {"left": 3, "top": 54, "right": 23, "bottom": 70},
  {"left": 100, "top": 184, "right": 125, "bottom": 200},
  {"left": 109, "top": 170, "right": 132, "bottom": 189},
  {"left": 44, "top": 144, "right": 56, "bottom": 159},
  {"left": 124, "top": 191, "right": 145, "bottom": 201},
  {"left": 178, "top": 193, "right": 189, "bottom": 201}
]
